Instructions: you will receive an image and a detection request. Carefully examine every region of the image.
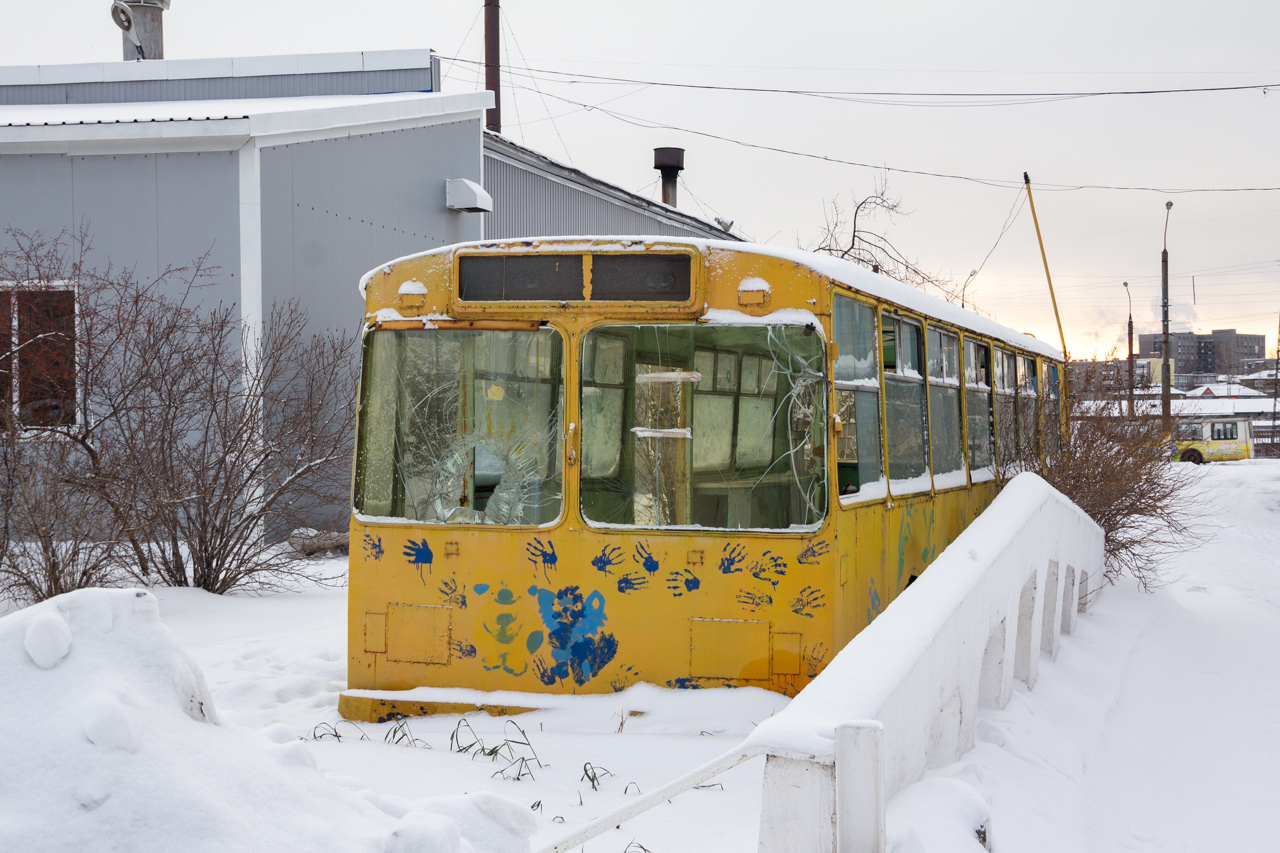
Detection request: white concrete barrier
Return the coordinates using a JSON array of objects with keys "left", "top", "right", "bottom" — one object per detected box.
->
[
  {"left": 746, "top": 473, "right": 1104, "bottom": 853},
  {"left": 535, "top": 473, "right": 1103, "bottom": 853}
]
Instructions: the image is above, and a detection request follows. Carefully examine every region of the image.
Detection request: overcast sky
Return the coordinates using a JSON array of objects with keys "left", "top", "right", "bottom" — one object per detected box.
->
[{"left": 7, "top": 1, "right": 1279, "bottom": 357}]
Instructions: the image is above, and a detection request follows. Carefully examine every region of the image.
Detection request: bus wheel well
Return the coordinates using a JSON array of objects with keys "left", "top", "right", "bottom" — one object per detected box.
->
[{"left": 1180, "top": 449, "right": 1204, "bottom": 464}]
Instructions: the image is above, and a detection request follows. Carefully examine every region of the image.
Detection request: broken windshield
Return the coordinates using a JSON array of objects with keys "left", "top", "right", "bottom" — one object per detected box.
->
[
  {"left": 580, "top": 324, "right": 826, "bottom": 530},
  {"left": 354, "top": 328, "right": 563, "bottom": 525}
]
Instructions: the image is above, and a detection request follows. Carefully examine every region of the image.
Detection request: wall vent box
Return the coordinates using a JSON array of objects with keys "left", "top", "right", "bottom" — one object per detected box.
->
[
  {"left": 387, "top": 604, "right": 452, "bottom": 664},
  {"left": 690, "top": 618, "right": 770, "bottom": 680},
  {"left": 446, "top": 178, "right": 494, "bottom": 213}
]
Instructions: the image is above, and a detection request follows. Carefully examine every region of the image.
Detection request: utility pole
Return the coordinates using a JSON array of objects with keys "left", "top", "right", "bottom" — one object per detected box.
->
[
  {"left": 484, "top": 0, "right": 501, "bottom": 133},
  {"left": 1124, "top": 281, "right": 1134, "bottom": 417},
  {"left": 1161, "top": 201, "right": 1173, "bottom": 436},
  {"left": 1023, "top": 173, "right": 1070, "bottom": 422}
]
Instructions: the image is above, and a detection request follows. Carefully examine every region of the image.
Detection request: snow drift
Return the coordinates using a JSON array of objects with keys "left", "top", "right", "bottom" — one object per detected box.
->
[{"left": 0, "top": 588, "right": 534, "bottom": 853}]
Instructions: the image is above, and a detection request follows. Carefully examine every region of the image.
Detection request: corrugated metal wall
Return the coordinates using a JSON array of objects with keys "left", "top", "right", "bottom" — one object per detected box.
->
[
  {"left": 483, "top": 155, "right": 718, "bottom": 240},
  {"left": 0, "top": 69, "right": 433, "bottom": 106}
]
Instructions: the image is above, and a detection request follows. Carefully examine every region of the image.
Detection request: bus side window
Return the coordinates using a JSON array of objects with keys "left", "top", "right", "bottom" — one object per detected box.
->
[
  {"left": 883, "top": 312, "right": 929, "bottom": 486},
  {"left": 963, "top": 339, "right": 994, "bottom": 473},
  {"left": 833, "top": 296, "right": 883, "bottom": 496}
]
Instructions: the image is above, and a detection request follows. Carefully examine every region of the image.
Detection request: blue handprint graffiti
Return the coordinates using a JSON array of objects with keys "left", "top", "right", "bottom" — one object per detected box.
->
[
  {"left": 796, "top": 539, "right": 830, "bottom": 565},
  {"left": 718, "top": 543, "right": 747, "bottom": 574},
  {"left": 526, "top": 538, "right": 558, "bottom": 582},
  {"left": 616, "top": 572, "right": 648, "bottom": 594},
  {"left": 750, "top": 551, "right": 788, "bottom": 588},
  {"left": 362, "top": 534, "right": 384, "bottom": 561},
  {"left": 527, "top": 584, "right": 619, "bottom": 687},
  {"left": 439, "top": 578, "right": 467, "bottom": 609},
  {"left": 592, "top": 545, "right": 624, "bottom": 575},
  {"left": 403, "top": 539, "right": 433, "bottom": 583},
  {"left": 634, "top": 542, "right": 660, "bottom": 576},
  {"left": 791, "top": 586, "right": 826, "bottom": 618},
  {"left": 667, "top": 568, "right": 700, "bottom": 597},
  {"left": 736, "top": 587, "right": 773, "bottom": 612}
]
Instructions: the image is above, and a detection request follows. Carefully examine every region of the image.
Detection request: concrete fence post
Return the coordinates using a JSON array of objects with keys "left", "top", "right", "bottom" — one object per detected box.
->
[{"left": 835, "top": 721, "right": 885, "bottom": 853}]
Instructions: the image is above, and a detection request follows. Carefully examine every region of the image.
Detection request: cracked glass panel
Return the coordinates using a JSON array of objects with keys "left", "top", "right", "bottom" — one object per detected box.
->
[
  {"left": 964, "top": 339, "right": 995, "bottom": 471},
  {"left": 832, "top": 296, "right": 882, "bottom": 496},
  {"left": 1043, "top": 362, "right": 1061, "bottom": 461},
  {"left": 354, "top": 328, "right": 563, "bottom": 524},
  {"left": 1017, "top": 355, "right": 1039, "bottom": 463},
  {"left": 580, "top": 324, "right": 826, "bottom": 530},
  {"left": 994, "top": 348, "right": 1018, "bottom": 467},
  {"left": 883, "top": 313, "right": 929, "bottom": 484},
  {"left": 927, "top": 327, "right": 964, "bottom": 478}
]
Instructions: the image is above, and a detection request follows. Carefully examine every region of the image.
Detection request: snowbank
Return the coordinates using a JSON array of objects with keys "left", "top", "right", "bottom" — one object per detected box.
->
[{"left": 0, "top": 588, "right": 535, "bottom": 853}]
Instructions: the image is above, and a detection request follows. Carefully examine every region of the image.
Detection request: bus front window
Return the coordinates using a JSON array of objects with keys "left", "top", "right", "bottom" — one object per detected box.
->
[
  {"left": 580, "top": 324, "right": 826, "bottom": 530},
  {"left": 353, "top": 328, "right": 564, "bottom": 525}
]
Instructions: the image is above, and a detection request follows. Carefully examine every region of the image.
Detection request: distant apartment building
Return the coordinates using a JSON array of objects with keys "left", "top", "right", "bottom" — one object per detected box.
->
[{"left": 1139, "top": 329, "right": 1266, "bottom": 375}]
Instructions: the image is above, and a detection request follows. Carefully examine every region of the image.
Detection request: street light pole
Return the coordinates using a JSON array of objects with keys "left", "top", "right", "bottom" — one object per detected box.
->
[
  {"left": 1123, "top": 281, "right": 1134, "bottom": 417},
  {"left": 1161, "top": 201, "right": 1173, "bottom": 436}
]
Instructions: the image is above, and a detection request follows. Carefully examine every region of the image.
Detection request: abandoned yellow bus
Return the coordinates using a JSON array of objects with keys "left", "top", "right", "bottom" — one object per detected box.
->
[{"left": 342, "top": 238, "right": 1063, "bottom": 719}]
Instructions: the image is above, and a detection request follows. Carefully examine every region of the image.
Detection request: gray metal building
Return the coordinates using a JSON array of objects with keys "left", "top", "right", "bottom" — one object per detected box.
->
[
  {"left": 0, "top": 50, "right": 730, "bottom": 343},
  {"left": 482, "top": 132, "right": 732, "bottom": 241}
]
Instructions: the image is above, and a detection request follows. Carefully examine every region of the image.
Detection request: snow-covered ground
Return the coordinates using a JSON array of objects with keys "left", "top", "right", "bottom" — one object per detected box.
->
[
  {"left": 3, "top": 461, "right": 1278, "bottom": 851},
  {"left": 889, "top": 460, "right": 1280, "bottom": 852}
]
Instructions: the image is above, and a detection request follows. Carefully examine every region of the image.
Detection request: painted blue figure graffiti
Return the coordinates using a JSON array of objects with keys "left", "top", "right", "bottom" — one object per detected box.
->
[
  {"left": 791, "top": 586, "right": 826, "bottom": 618},
  {"left": 633, "top": 542, "right": 659, "bottom": 575},
  {"left": 718, "top": 543, "right": 747, "bottom": 574},
  {"left": 750, "top": 551, "right": 788, "bottom": 588},
  {"left": 736, "top": 588, "right": 772, "bottom": 612},
  {"left": 616, "top": 572, "right": 648, "bottom": 594},
  {"left": 403, "top": 539, "right": 433, "bottom": 583},
  {"left": 592, "top": 545, "right": 624, "bottom": 575},
  {"left": 666, "top": 678, "right": 705, "bottom": 690},
  {"left": 526, "top": 538, "right": 558, "bottom": 582},
  {"left": 439, "top": 578, "right": 467, "bottom": 609},
  {"left": 451, "top": 639, "right": 477, "bottom": 659},
  {"left": 666, "top": 568, "right": 700, "bottom": 596},
  {"left": 868, "top": 576, "right": 883, "bottom": 623},
  {"left": 796, "top": 539, "right": 829, "bottom": 565},
  {"left": 527, "top": 584, "right": 619, "bottom": 687},
  {"left": 362, "top": 533, "right": 384, "bottom": 561},
  {"left": 482, "top": 651, "right": 528, "bottom": 676}
]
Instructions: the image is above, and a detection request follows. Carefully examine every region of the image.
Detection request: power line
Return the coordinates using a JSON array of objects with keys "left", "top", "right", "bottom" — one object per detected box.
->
[
  {"left": 442, "top": 57, "right": 1280, "bottom": 106},
  {"left": 501, "top": 82, "right": 1280, "bottom": 195}
]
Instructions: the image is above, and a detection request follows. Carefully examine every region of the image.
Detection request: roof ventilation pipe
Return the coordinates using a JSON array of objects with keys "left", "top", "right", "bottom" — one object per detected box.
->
[
  {"left": 653, "top": 147, "right": 685, "bottom": 208},
  {"left": 111, "top": 1, "right": 169, "bottom": 61}
]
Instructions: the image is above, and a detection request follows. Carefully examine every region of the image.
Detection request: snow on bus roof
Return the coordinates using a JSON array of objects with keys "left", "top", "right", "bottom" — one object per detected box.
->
[{"left": 360, "top": 237, "right": 1062, "bottom": 361}]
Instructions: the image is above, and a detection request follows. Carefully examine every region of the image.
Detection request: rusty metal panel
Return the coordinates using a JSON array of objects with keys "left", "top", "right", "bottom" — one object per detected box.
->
[
  {"left": 772, "top": 632, "right": 803, "bottom": 675},
  {"left": 387, "top": 604, "right": 452, "bottom": 665},
  {"left": 690, "top": 618, "right": 771, "bottom": 680}
]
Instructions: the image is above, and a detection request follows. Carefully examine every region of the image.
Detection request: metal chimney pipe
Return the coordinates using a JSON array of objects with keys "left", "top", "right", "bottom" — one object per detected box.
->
[
  {"left": 120, "top": 1, "right": 169, "bottom": 61},
  {"left": 484, "top": 0, "right": 501, "bottom": 133},
  {"left": 654, "top": 147, "right": 685, "bottom": 207}
]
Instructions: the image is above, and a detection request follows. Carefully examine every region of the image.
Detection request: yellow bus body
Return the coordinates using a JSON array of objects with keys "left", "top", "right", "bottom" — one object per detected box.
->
[{"left": 345, "top": 239, "right": 1058, "bottom": 712}]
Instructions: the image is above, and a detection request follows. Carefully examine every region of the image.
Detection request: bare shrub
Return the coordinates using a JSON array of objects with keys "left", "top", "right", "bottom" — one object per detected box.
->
[
  {"left": 0, "top": 434, "right": 122, "bottom": 603},
  {"left": 0, "top": 226, "right": 358, "bottom": 601},
  {"left": 121, "top": 302, "right": 358, "bottom": 593},
  {"left": 1003, "top": 356, "right": 1196, "bottom": 589}
]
